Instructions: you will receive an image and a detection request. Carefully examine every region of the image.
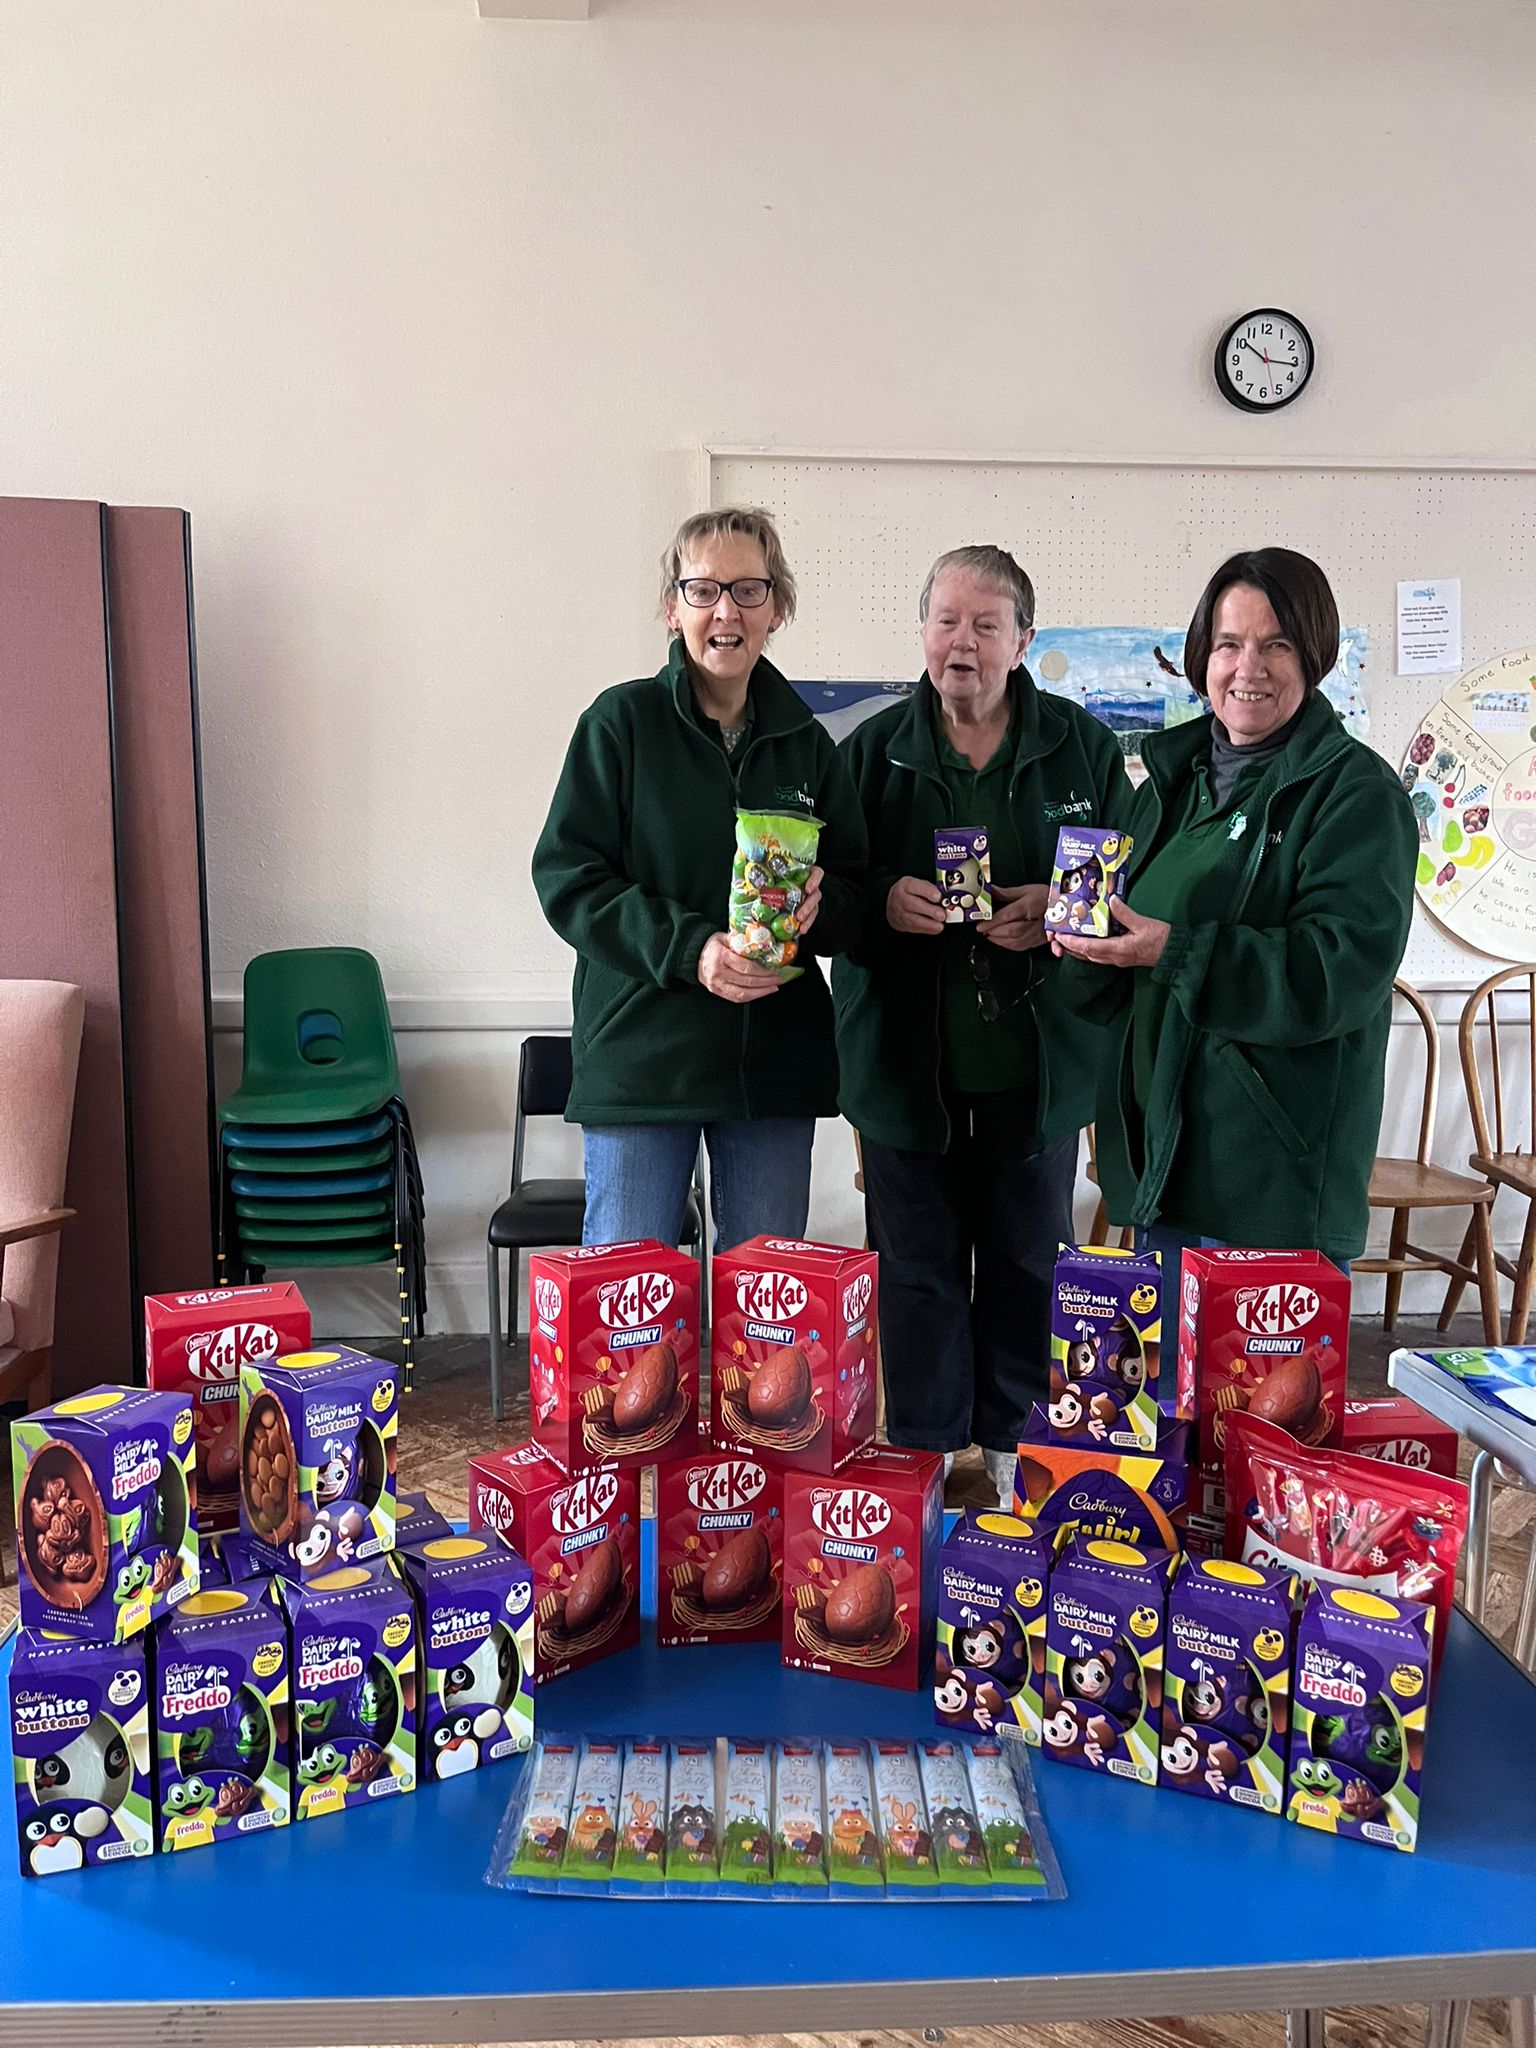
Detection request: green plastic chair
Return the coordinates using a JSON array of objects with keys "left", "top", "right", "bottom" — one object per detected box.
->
[
  {"left": 225, "top": 1139, "right": 393, "bottom": 1175},
  {"left": 238, "top": 1217, "right": 401, "bottom": 1247},
  {"left": 239, "top": 1239, "right": 397, "bottom": 1268},
  {"left": 235, "top": 1196, "right": 392, "bottom": 1224},
  {"left": 219, "top": 948, "right": 399, "bottom": 1126}
]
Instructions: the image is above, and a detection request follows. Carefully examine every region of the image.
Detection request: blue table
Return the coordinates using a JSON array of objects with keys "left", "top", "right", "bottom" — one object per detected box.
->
[{"left": 3, "top": 1536, "right": 1535, "bottom": 2046}]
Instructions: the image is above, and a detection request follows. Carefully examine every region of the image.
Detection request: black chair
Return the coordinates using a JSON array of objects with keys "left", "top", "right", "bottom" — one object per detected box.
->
[{"left": 485, "top": 1035, "right": 705, "bottom": 1419}]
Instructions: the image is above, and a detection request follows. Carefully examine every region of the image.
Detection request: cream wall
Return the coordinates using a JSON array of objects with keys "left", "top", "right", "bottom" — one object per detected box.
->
[{"left": 8, "top": 0, "right": 1536, "bottom": 1333}]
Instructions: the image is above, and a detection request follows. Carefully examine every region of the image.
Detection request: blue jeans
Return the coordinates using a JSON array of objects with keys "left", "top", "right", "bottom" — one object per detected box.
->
[
  {"left": 581, "top": 1118, "right": 815, "bottom": 1255},
  {"left": 1135, "top": 1225, "right": 1350, "bottom": 1277}
]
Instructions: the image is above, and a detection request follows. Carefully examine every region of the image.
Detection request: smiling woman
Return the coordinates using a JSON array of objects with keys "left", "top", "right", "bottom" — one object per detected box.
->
[
  {"left": 531, "top": 506, "right": 869, "bottom": 1253},
  {"left": 1052, "top": 548, "right": 1418, "bottom": 1266}
]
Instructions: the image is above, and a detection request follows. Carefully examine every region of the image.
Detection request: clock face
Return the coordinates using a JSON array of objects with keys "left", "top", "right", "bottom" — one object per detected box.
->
[{"left": 1215, "top": 310, "right": 1314, "bottom": 412}]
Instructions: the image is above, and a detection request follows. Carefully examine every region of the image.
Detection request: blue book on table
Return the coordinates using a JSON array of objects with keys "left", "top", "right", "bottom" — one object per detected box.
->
[{"left": 1396, "top": 1347, "right": 1536, "bottom": 1429}]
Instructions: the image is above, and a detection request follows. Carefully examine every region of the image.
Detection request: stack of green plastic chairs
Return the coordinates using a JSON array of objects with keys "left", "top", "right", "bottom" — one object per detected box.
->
[{"left": 217, "top": 948, "right": 426, "bottom": 1388}]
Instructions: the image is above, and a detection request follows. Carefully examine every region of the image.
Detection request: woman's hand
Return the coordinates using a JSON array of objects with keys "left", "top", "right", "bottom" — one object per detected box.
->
[
  {"left": 697, "top": 933, "right": 783, "bottom": 1003},
  {"left": 983, "top": 882, "right": 1050, "bottom": 952},
  {"left": 887, "top": 875, "right": 947, "bottom": 936},
  {"left": 795, "top": 864, "right": 824, "bottom": 938},
  {"left": 1051, "top": 900, "right": 1171, "bottom": 970}
]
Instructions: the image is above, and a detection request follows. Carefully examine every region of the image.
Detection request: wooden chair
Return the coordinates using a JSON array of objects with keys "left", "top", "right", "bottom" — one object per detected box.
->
[
  {"left": 1441, "top": 966, "right": 1536, "bottom": 1342},
  {"left": 1354, "top": 977, "right": 1501, "bottom": 1341}
]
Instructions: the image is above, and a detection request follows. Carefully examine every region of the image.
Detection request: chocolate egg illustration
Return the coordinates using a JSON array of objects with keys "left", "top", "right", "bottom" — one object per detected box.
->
[
  {"left": 563, "top": 1537, "right": 622, "bottom": 1634},
  {"left": 242, "top": 1393, "right": 298, "bottom": 1547},
  {"left": 823, "top": 1562, "right": 895, "bottom": 1645},
  {"left": 1248, "top": 1356, "right": 1322, "bottom": 1434},
  {"left": 747, "top": 1346, "right": 812, "bottom": 1430},
  {"left": 611, "top": 1340, "right": 677, "bottom": 1435},
  {"left": 701, "top": 1526, "right": 771, "bottom": 1611},
  {"left": 19, "top": 1442, "right": 107, "bottom": 1610}
]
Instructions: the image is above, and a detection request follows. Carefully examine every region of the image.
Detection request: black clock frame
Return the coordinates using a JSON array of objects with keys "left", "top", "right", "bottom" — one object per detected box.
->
[{"left": 1215, "top": 309, "right": 1314, "bottom": 414}]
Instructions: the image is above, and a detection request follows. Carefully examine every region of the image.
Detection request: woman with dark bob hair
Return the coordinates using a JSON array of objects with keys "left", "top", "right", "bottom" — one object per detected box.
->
[{"left": 1053, "top": 548, "right": 1416, "bottom": 1267}]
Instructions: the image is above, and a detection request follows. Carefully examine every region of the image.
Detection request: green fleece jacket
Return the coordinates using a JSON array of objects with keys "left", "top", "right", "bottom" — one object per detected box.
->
[
  {"left": 531, "top": 643, "right": 867, "bottom": 1125},
  {"left": 832, "top": 671, "right": 1133, "bottom": 1153},
  {"left": 1061, "top": 693, "right": 1418, "bottom": 1259}
]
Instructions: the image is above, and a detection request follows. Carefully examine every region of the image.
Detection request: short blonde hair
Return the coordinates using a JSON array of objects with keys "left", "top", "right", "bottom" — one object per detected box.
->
[
  {"left": 659, "top": 505, "right": 798, "bottom": 625},
  {"left": 919, "top": 545, "right": 1035, "bottom": 634}
]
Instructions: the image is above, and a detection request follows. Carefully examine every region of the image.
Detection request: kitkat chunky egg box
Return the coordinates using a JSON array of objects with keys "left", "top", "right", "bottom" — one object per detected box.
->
[
  {"left": 782, "top": 1447, "right": 943, "bottom": 1691},
  {"left": 529, "top": 1241, "right": 700, "bottom": 1474},
  {"left": 469, "top": 1443, "right": 640, "bottom": 1682},
  {"left": 656, "top": 1453, "right": 783, "bottom": 1648},
  {"left": 712, "top": 1237, "right": 878, "bottom": 1473},
  {"left": 1175, "top": 1248, "right": 1349, "bottom": 1548},
  {"left": 145, "top": 1283, "right": 311, "bottom": 1533}
]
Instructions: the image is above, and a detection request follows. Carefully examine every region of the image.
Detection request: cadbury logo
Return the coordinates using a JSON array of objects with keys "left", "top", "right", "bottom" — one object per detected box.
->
[
  {"left": 597, "top": 1271, "right": 674, "bottom": 1330},
  {"left": 841, "top": 1273, "right": 872, "bottom": 1322},
  {"left": 810, "top": 1487, "right": 891, "bottom": 1541},
  {"left": 533, "top": 1277, "right": 562, "bottom": 1323},
  {"left": 550, "top": 1469, "right": 619, "bottom": 1533},
  {"left": 187, "top": 1322, "right": 278, "bottom": 1380},
  {"left": 735, "top": 1269, "right": 809, "bottom": 1321},
  {"left": 1235, "top": 1283, "right": 1319, "bottom": 1336},
  {"left": 686, "top": 1460, "right": 765, "bottom": 1513}
]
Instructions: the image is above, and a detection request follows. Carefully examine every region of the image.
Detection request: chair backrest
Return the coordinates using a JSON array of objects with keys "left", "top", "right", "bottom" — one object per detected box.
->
[
  {"left": 1389, "top": 977, "right": 1441, "bottom": 1166},
  {"left": 0, "top": 980, "right": 84, "bottom": 1349},
  {"left": 240, "top": 948, "right": 399, "bottom": 1098},
  {"left": 1458, "top": 964, "right": 1536, "bottom": 1160},
  {"left": 512, "top": 1036, "right": 574, "bottom": 1189}
]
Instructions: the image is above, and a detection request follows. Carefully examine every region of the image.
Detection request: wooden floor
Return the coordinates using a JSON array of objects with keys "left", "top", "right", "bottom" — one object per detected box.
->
[{"left": 2, "top": 1314, "right": 1531, "bottom": 2048}]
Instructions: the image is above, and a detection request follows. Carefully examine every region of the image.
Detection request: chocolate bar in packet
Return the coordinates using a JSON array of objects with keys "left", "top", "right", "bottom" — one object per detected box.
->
[{"left": 1223, "top": 1414, "right": 1467, "bottom": 1669}]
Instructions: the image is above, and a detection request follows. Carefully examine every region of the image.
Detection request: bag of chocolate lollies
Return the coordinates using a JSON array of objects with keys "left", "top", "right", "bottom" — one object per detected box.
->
[{"left": 727, "top": 810, "right": 821, "bottom": 981}]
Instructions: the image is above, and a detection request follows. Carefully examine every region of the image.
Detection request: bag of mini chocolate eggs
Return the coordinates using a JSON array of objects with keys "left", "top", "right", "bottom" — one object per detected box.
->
[{"left": 727, "top": 810, "right": 821, "bottom": 981}]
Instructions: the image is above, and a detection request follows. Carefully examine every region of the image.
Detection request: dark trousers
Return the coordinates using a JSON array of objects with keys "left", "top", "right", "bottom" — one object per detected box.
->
[{"left": 862, "top": 1109, "right": 1077, "bottom": 1455}]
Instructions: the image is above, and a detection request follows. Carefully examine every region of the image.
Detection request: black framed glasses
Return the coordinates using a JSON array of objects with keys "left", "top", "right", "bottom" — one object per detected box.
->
[
  {"left": 969, "top": 940, "right": 1042, "bottom": 1023},
  {"left": 675, "top": 577, "right": 774, "bottom": 609}
]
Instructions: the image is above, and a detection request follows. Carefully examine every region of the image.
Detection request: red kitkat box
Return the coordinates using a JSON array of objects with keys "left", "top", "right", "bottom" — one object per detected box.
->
[
  {"left": 656, "top": 1452, "right": 783, "bottom": 1648},
  {"left": 144, "top": 1283, "right": 311, "bottom": 1531},
  {"left": 781, "top": 1446, "right": 943, "bottom": 1692},
  {"left": 528, "top": 1240, "right": 701, "bottom": 1475},
  {"left": 468, "top": 1442, "right": 639, "bottom": 1683},
  {"left": 711, "top": 1236, "right": 878, "bottom": 1474},
  {"left": 1342, "top": 1396, "right": 1458, "bottom": 1477},
  {"left": 1176, "top": 1249, "right": 1350, "bottom": 1550}
]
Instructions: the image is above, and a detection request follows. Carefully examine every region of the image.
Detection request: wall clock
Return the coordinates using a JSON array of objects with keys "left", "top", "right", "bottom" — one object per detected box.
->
[{"left": 1214, "top": 309, "right": 1314, "bottom": 412}]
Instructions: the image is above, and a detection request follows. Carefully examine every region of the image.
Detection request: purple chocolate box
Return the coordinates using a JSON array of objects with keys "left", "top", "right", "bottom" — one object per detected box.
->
[
  {"left": 155, "top": 1584, "right": 292, "bottom": 1849},
  {"left": 399, "top": 1534, "right": 535, "bottom": 1778},
  {"left": 934, "top": 1509, "right": 1051, "bottom": 1746},
  {"left": 10, "top": 1630, "right": 154, "bottom": 1874},
  {"left": 280, "top": 1558, "right": 417, "bottom": 1818},
  {"left": 395, "top": 1489, "right": 455, "bottom": 1550},
  {"left": 1044, "top": 825, "right": 1132, "bottom": 939},
  {"left": 1161, "top": 1554, "right": 1294, "bottom": 1814},
  {"left": 1030, "top": 1244, "right": 1163, "bottom": 1454},
  {"left": 1287, "top": 1585, "right": 1432, "bottom": 1852},
  {"left": 935, "top": 826, "right": 993, "bottom": 922},
  {"left": 238, "top": 1346, "right": 399, "bottom": 1582},
  {"left": 10, "top": 1385, "right": 200, "bottom": 1644},
  {"left": 1043, "top": 1533, "right": 1175, "bottom": 1786}
]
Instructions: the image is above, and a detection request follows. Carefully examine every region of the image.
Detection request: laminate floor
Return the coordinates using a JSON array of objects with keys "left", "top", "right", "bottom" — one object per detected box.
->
[{"left": 2, "top": 1317, "right": 1531, "bottom": 2048}]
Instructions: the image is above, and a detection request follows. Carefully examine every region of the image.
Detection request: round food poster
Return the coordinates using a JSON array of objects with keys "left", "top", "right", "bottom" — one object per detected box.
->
[{"left": 1402, "top": 648, "right": 1536, "bottom": 961}]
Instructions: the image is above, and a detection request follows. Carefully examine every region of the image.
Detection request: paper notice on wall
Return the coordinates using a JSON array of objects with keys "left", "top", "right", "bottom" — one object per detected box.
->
[{"left": 1397, "top": 579, "right": 1462, "bottom": 676}]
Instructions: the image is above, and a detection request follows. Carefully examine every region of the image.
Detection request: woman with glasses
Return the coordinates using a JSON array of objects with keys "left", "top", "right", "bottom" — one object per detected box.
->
[
  {"left": 834, "top": 545, "right": 1131, "bottom": 1506},
  {"left": 533, "top": 505, "right": 866, "bottom": 1251}
]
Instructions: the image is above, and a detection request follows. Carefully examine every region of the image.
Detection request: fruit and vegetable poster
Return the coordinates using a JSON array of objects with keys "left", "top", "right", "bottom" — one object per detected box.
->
[{"left": 1401, "top": 647, "right": 1536, "bottom": 961}]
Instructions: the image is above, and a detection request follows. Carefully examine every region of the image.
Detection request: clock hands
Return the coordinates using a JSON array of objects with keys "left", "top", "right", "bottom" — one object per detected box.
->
[{"left": 1240, "top": 337, "right": 1300, "bottom": 372}]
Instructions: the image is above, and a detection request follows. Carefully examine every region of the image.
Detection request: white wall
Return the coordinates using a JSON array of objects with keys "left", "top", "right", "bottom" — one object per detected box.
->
[{"left": 9, "top": 0, "right": 1536, "bottom": 1330}]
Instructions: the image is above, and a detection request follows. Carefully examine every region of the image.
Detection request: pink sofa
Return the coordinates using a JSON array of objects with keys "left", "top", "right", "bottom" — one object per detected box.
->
[{"left": 0, "top": 979, "right": 84, "bottom": 1421}]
